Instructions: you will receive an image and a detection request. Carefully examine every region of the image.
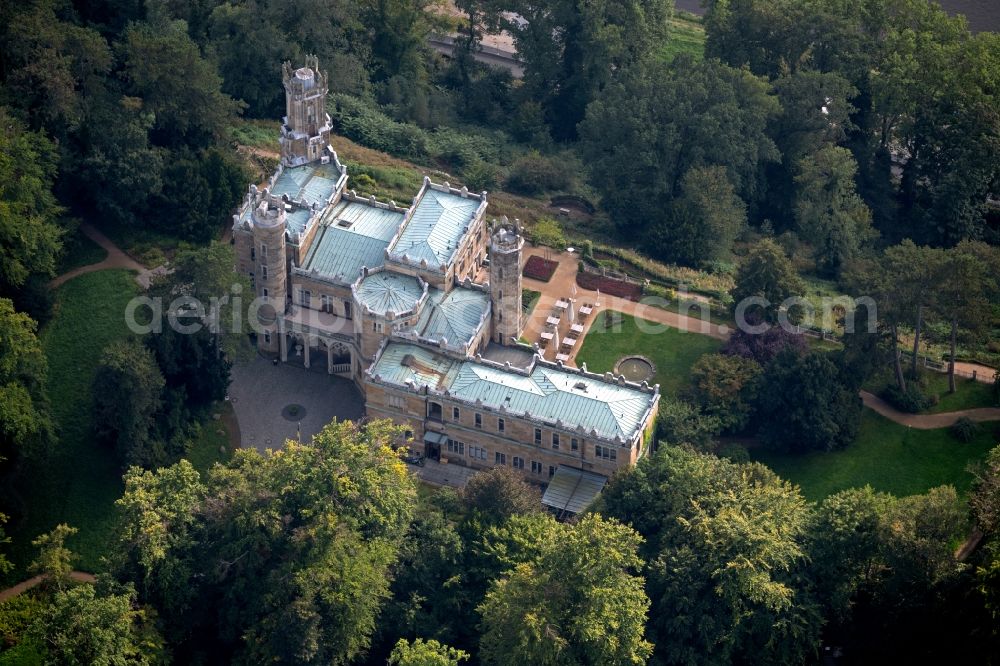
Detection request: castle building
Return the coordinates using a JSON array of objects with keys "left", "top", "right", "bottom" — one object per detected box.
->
[{"left": 234, "top": 58, "right": 659, "bottom": 508}]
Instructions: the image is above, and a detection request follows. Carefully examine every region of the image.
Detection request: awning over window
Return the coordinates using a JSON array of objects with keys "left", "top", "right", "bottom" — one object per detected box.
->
[
  {"left": 542, "top": 466, "right": 608, "bottom": 516},
  {"left": 423, "top": 431, "right": 447, "bottom": 445}
]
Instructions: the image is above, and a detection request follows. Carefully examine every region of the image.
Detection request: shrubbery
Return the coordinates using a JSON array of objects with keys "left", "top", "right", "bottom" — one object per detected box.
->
[
  {"left": 950, "top": 417, "right": 981, "bottom": 443},
  {"left": 881, "top": 384, "right": 938, "bottom": 414},
  {"left": 506, "top": 152, "right": 572, "bottom": 195}
]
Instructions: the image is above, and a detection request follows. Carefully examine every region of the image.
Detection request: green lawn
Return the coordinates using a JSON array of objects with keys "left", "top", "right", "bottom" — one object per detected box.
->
[
  {"left": 522, "top": 289, "right": 542, "bottom": 317},
  {"left": 865, "top": 369, "right": 998, "bottom": 413},
  {"left": 184, "top": 402, "right": 236, "bottom": 475},
  {"left": 752, "top": 410, "right": 1000, "bottom": 502},
  {"left": 575, "top": 312, "right": 721, "bottom": 396},
  {"left": 6, "top": 270, "right": 140, "bottom": 578},
  {"left": 56, "top": 230, "right": 107, "bottom": 273},
  {"left": 660, "top": 14, "right": 706, "bottom": 62}
]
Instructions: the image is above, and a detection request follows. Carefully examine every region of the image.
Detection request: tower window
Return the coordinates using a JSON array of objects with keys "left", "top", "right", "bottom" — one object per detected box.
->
[
  {"left": 250, "top": 247, "right": 255, "bottom": 261},
  {"left": 264, "top": 331, "right": 271, "bottom": 344},
  {"left": 262, "top": 266, "right": 268, "bottom": 280},
  {"left": 261, "top": 244, "right": 267, "bottom": 259}
]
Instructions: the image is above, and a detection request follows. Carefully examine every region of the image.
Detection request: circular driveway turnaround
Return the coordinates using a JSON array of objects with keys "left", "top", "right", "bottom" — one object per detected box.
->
[{"left": 229, "top": 356, "right": 364, "bottom": 452}]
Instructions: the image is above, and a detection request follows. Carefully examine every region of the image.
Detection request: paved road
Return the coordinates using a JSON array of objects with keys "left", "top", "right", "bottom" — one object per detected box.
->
[
  {"left": 50, "top": 223, "right": 167, "bottom": 289},
  {"left": 0, "top": 572, "right": 96, "bottom": 602},
  {"left": 228, "top": 356, "right": 364, "bottom": 451},
  {"left": 860, "top": 390, "right": 1000, "bottom": 429}
]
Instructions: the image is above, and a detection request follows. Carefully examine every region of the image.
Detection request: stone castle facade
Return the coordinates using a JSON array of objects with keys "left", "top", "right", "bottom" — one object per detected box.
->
[{"left": 233, "top": 58, "right": 658, "bottom": 506}]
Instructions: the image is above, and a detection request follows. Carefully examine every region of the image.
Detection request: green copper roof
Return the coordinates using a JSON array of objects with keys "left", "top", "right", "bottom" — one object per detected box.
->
[
  {"left": 413, "top": 287, "right": 490, "bottom": 347},
  {"left": 325, "top": 199, "right": 402, "bottom": 242},
  {"left": 370, "top": 342, "right": 461, "bottom": 391},
  {"left": 271, "top": 162, "right": 342, "bottom": 207},
  {"left": 285, "top": 208, "right": 314, "bottom": 237},
  {"left": 370, "top": 343, "right": 657, "bottom": 441},
  {"left": 302, "top": 225, "right": 388, "bottom": 283},
  {"left": 300, "top": 200, "right": 405, "bottom": 283},
  {"left": 390, "top": 190, "right": 480, "bottom": 267},
  {"left": 355, "top": 272, "right": 424, "bottom": 316}
]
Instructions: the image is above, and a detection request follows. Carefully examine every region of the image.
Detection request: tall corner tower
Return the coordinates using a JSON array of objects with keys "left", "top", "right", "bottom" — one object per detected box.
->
[
  {"left": 279, "top": 55, "right": 332, "bottom": 166},
  {"left": 251, "top": 191, "right": 288, "bottom": 352},
  {"left": 489, "top": 220, "right": 524, "bottom": 346}
]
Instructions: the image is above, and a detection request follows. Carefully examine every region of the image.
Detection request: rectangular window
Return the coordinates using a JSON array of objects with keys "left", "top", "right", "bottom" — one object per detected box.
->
[
  {"left": 498, "top": 418, "right": 505, "bottom": 433},
  {"left": 595, "top": 445, "right": 619, "bottom": 461},
  {"left": 262, "top": 288, "right": 269, "bottom": 298},
  {"left": 262, "top": 265, "right": 268, "bottom": 280},
  {"left": 571, "top": 438, "right": 580, "bottom": 452},
  {"left": 552, "top": 433, "right": 560, "bottom": 450},
  {"left": 249, "top": 272, "right": 255, "bottom": 289},
  {"left": 469, "top": 445, "right": 487, "bottom": 461},
  {"left": 475, "top": 413, "right": 482, "bottom": 429},
  {"left": 453, "top": 407, "right": 460, "bottom": 420},
  {"left": 303, "top": 290, "right": 311, "bottom": 308},
  {"left": 495, "top": 452, "right": 506, "bottom": 465},
  {"left": 447, "top": 439, "right": 465, "bottom": 455},
  {"left": 512, "top": 456, "right": 524, "bottom": 469},
  {"left": 549, "top": 466, "right": 555, "bottom": 477},
  {"left": 387, "top": 395, "right": 405, "bottom": 410},
  {"left": 261, "top": 244, "right": 267, "bottom": 259},
  {"left": 250, "top": 247, "right": 256, "bottom": 261},
  {"left": 344, "top": 301, "right": 352, "bottom": 319},
  {"left": 263, "top": 331, "right": 271, "bottom": 344},
  {"left": 534, "top": 428, "right": 542, "bottom": 445},
  {"left": 531, "top": 461, "right": 542, "bottom": 474}
]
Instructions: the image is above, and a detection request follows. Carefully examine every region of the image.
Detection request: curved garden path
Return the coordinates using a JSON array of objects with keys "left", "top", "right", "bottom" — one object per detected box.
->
[
  {"left": 860, "top": 391, "right": 1000, "bottom": 429},
  {"left": 49, "top": 223, "right": 165, "bottom": 289},
  {"left": 0, "top": 571, "right": 97, "bottom": 602}
]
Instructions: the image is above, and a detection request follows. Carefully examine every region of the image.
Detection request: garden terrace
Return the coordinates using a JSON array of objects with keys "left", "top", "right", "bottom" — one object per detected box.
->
[{"left": 523, "top": 255, "right": 558, "bottom": 282}]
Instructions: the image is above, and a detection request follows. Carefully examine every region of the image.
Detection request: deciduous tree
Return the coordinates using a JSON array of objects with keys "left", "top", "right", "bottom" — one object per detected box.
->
[
  {"left": 478, "top": 513, "right": 653, "bottom": 665},
  {"left": 112, "top": 420, "right": 415, "bottom": 663}
]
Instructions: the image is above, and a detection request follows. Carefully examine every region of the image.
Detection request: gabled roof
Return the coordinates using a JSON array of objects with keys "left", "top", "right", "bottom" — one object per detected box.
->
[
  {"left": 413, "top": 287, "right": 490, "bottom": 347},
  {"left": 299, "top": 199, "right": 405, "bottom": 284},
  {"left": 390, "top": 189, "right": 481, "bottom": 267}
]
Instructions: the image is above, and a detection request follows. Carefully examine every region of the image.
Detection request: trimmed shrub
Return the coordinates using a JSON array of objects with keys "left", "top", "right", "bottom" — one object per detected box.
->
[
  {"left": 506, "top": 152, "right": 571, "bottom": 195},
  {"left": 950, "top": 417, "right": 981, "bottom": 443},
  {"left": 881, "top": 384, "right": 936, "bottom": 414}
]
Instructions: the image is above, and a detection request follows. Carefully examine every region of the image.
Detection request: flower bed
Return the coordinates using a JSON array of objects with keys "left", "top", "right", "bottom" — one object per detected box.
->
[
  {"left": 576, "top": 271, "right": 642, "bottom": 301},
  {"left": 523, "top": 255, "right": 558, "bottom": 282}
]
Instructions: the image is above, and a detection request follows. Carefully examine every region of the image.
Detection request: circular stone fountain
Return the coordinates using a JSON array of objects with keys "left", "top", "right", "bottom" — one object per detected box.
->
[
  {"left": 614, "top": 355, "right": 656, "bottom": 383},
  {"left": 281, "top": 404, "right": 307, "bottom": 421}
]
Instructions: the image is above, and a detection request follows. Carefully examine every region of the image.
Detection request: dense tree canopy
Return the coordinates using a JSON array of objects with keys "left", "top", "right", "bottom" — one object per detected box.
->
[
  {"left": 599, "top": 447, "right": 820, "bottom": 665},
  {"left": 0, "top": 298, "right": 52, "bottom": 456},
  {"left": 477, "top": 513, "right": 653, "bottom": 665},
  {"left": 111, "top": 419, "right": 414, "bottom": 663},
  {"left": 580, "top": 56, "right": 779, "bottom": 263}
]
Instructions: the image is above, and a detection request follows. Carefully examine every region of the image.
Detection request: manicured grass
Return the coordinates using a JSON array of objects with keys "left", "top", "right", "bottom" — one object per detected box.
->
[
  {"left": 752, "top": 410, "right": 1000, "bottom": 502},
  {"left": 865, "top": 369, "right": 998, "bottom": 413},
  {"left": 522, "top": 289, "right": 541, "bottom": 317},
  {"left": 575, "top": 312, "right": 721, "bottom": 396},
  {"left": 56, "top": 230, "right": 107, "bottom": 273},
  {"left": 6, "top": 270, "right": 139, "bottom": 578},
  {"left": 661, "top": 15, "right": 706, "bottom": 61}
]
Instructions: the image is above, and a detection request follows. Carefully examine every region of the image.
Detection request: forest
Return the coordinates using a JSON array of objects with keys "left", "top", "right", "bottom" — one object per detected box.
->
[{"left": 0, "top": 0, "right": 999, "bottom": 663}]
